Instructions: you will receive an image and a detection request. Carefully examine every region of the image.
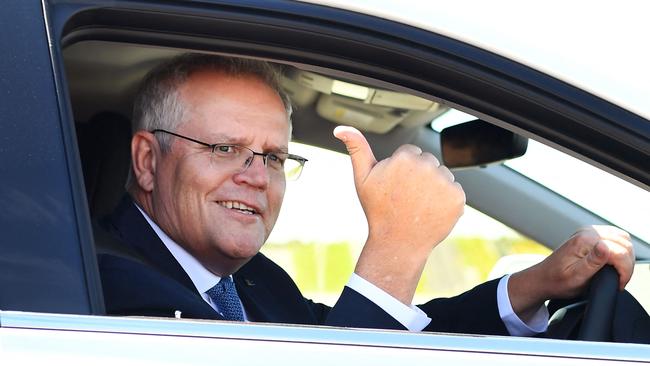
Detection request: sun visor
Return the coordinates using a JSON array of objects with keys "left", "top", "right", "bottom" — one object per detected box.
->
[
  {"left": 316, "top": 94, "right": 407, "bottom": 133},
  {"left": 282, "top": 70, "right": 448, "bottom": 134}
]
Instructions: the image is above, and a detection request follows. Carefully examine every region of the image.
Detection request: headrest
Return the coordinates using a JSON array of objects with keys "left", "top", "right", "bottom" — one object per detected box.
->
[{"left": 77, "top": 112, "right": 132, "bottom": 218}]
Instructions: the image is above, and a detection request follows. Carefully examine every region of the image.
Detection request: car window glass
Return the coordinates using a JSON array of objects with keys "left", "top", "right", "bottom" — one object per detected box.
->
[
  {"left": 433, "top": 109, "right": 650, "bottom": 247},
  {"left": 506, "top": 141, "right": 650, "bottom": 245}
]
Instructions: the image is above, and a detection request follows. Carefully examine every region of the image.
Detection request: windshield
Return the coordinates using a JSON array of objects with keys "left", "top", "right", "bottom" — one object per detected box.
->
[
  {"left": 433, "top": 110, "right": 650, "bottom": 245},
  {"left": 505, "top": 140, "right": 650, "bottom": 245}
]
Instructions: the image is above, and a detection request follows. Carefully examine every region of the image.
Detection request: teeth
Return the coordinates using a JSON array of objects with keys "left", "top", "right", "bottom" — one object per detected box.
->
[{"left": 218, "top": 201, "right": 257, "bottom": 214}]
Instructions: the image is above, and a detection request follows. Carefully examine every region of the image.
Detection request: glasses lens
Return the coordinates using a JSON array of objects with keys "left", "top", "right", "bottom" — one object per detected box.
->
[
  {"left": 284, "top": 158, "right": 304, "bottom": 181},
  {"left": 211, "top": 145, "right": 305, "bottom": 180},
  {"left": 210, "top": 145, "right": 250, "bottom": 172}
]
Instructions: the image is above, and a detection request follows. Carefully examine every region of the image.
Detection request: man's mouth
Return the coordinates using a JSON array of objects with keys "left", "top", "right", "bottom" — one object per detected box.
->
[{"left": 217, "top": 201, "right": 258, "bottom": 215}]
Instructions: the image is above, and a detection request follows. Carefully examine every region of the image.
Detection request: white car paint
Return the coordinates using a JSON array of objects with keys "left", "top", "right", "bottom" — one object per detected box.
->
[{"left": 301, "top": 0, "right": 650, "bottom": 120}]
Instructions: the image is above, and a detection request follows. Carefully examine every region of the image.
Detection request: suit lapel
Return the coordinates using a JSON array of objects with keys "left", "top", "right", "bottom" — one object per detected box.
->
[
  {"left": 234, "top": 272, "right": 270, "bottom": 322},
  {"left": 233, "top": 254, "right": 304, "bottom": 324}
]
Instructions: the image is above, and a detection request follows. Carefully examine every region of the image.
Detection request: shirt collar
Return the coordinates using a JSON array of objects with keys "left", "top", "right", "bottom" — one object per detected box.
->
[{"left": 134, "top": 203, "right": 223, "bottom": 295}]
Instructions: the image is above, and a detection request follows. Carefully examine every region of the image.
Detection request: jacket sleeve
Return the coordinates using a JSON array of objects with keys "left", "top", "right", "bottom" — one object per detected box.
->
[
  {"left": 325, "top": 278, "right": 507, "bottom": 335},
  {"left": 242, "top": 253, "right": 506, "bottom": 334},
  {"left": 324, "top": 286, "right": 405, "bottom": 329},
  {"left": 418, "top": 278, "right": 508, "bottom": 335}
]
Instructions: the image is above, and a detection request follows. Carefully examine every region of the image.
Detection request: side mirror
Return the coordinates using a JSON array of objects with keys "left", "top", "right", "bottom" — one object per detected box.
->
[{"left": 441, "top": 119, "right": 528, "bottom": 168}]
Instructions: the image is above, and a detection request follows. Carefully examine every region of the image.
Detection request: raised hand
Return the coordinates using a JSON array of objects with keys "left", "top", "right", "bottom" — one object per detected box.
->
[{"left": 333, "top": 126, "right": 465, "bottom": 304}]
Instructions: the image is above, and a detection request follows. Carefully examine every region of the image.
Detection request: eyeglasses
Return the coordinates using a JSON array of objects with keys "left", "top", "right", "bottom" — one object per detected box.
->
[{"left": 151, "top": 129, "right": 307, "bottom": 181}]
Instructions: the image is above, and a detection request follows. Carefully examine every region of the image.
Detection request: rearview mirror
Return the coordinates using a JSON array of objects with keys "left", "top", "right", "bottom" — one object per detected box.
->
[{"left": 441, "top": 119, "right": 528, "bottom": 168}]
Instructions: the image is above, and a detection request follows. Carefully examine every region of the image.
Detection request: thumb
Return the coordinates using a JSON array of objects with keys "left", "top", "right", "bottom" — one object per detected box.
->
[
  {"left": 584, "top": 241, "right": 609, "bottom": 272},
  {"left": 333, "top": 125, "right": 377, "bottom": 185}
]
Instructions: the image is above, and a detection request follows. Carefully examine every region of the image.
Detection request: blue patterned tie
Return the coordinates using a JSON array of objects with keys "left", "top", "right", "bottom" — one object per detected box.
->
[{"left": 206, "top": 277, "right": 245, "bottom": 321}]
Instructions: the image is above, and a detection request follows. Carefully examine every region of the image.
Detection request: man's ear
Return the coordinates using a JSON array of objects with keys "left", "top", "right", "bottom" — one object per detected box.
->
[{"left": 131, "top": 131, "right": 158, "bottom": 192}]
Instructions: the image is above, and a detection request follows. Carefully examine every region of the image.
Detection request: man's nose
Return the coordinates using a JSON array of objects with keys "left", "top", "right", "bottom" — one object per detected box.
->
[{"left": 234, "top": 154, "right": 270, "bottom": 189}]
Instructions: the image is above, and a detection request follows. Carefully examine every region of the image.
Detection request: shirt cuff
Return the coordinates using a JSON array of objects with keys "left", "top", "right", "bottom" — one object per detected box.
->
[
  {"left": 347, "top": 273, "right": 431, "bottom": 331},
  {"left": 497, "top": 274, "right": 549, "bottom": 336}
]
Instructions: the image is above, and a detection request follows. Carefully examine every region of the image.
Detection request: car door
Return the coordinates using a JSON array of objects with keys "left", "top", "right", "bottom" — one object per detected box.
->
[{"left": 1, "top": 0, "right": 649, "bottom": 364}]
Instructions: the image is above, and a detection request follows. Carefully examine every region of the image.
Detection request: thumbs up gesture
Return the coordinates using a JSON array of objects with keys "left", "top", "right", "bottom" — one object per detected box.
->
[{"left": 334, "top": 126, "right": 465, "bottom": 304}]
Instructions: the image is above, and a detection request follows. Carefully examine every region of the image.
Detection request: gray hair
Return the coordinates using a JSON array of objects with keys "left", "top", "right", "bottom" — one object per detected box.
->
[
  {"left": 126, "top": 53, "right": 293, "bottom": 189},
  {"left": 132, "top": 53, "right": 293, "bottom": 150}
]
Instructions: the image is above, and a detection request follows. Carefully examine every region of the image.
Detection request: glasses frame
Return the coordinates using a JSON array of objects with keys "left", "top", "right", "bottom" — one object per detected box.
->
[{"left": 150, "top": 129, "right": 308, "bottom": 180}]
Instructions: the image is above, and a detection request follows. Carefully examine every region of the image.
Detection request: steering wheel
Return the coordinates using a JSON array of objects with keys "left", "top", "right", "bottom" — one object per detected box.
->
[{"left": 576, "top": 265, "right": 619, "bottom": 341}]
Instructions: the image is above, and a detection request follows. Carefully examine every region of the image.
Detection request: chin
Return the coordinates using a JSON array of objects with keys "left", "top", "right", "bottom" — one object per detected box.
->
[{"left": 224, "top": 239, "right": 264, "bottom": 260}]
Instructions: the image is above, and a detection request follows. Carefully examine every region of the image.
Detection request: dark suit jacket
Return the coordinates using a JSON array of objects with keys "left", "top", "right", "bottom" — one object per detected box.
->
[{"left": 97, "top": 196, "right": 508, "bottom": 335}]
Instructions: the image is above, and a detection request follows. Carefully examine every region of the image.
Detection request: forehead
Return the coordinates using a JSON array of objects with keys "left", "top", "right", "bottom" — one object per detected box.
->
[{"left": 177, "top": 70, "right": 291, "bottom": 148}]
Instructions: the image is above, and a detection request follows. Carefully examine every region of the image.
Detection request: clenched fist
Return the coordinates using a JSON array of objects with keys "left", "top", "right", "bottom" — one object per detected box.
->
[{"left": 334, "top": 126, "right": 465, "bottom": 304}]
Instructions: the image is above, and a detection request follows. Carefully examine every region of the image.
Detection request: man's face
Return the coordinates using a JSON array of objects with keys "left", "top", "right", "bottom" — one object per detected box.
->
[{"left": 150, "top": 70, "right": 289, "bottom": 275}]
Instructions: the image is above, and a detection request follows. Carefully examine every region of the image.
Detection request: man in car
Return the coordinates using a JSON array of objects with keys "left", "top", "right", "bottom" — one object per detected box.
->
[{"left": 97, "top": 53, "right": 634, "bottom": 335}]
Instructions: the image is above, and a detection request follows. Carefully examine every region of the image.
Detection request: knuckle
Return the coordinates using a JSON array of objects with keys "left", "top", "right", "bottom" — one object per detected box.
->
[
  {"left": 572, "top": 232, "right": 593, "bottom": 246},
  {"left": 394, "top": 144, "right": 420, "bottom": 156},
  {"left": 421, "top": 152, "right": 441, "bottom": 166}
]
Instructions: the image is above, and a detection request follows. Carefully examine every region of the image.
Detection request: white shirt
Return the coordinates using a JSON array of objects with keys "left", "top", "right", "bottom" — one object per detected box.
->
[{"left": 136, "top": 204, "right": 547, "bottom": 334}]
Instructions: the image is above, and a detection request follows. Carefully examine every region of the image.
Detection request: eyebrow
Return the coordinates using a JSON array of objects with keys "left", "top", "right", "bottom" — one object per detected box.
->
[{"left": 208, "top": 133, "right": 240, "bottom": 144}]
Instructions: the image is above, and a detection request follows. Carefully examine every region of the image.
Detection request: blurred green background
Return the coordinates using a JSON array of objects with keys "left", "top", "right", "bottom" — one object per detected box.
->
[{"left": 262, "top": 235, "right": 551, "bottom": 305}]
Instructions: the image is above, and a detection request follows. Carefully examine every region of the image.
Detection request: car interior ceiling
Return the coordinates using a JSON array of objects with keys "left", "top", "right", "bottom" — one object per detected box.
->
[{"left": 65, "top": 41, "right": 449, "bottom": 217}]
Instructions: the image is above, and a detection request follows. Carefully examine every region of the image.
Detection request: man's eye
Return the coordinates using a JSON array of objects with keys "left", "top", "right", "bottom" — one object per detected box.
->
[
  {"left": 215, "top": 145, "right": 236, "bottom": 154},
  {"left": 267, "top": 153, "right": 285, "bottom": 167}
]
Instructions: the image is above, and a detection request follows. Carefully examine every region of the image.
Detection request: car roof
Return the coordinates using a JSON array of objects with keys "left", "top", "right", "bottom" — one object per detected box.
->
[{"left": 303, "top": 0, "right": 650, "bottom": 121}]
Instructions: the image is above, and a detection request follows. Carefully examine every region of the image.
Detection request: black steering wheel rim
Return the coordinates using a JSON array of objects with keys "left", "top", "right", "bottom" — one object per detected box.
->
[{"left": 577, "top": 265, "right": 619, "bottom": 341}]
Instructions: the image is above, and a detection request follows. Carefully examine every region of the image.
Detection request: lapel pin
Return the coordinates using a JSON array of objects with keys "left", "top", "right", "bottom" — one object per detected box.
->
[{"left": 244, "top": 279, "right": 255, "bottom": 286}]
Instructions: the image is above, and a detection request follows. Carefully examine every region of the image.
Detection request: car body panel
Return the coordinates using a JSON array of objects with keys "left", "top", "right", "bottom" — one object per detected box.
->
[
  {"left": 2, "top": 311, "right": 650, "bottom": 365},
  {"left": 0, "top": 0, "right": 97, "bottom": 315}
]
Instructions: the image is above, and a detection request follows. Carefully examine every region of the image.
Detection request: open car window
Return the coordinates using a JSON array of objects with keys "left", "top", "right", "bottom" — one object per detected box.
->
[
  {"left": 65, "top": 38, "right": 649, "bottom": 332},
  {"left": 11, "top": 0, "right": 644, "bottom": 353},
  {"left": 59, "top": 33, "right": 650, "bottom": 346}
]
